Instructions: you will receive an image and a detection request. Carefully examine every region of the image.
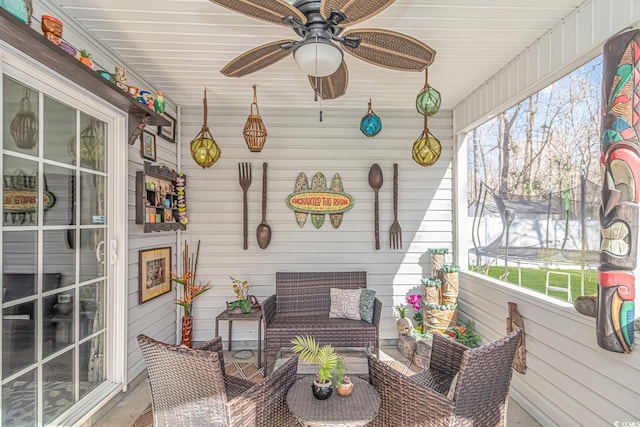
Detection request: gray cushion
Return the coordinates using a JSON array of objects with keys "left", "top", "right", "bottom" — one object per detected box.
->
[{"left": 359, "top": 289, "right": 376, "bottom": 323}]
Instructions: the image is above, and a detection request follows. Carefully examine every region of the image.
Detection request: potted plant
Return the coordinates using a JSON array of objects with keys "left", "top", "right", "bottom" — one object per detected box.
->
[
  {"left": 226, "top": 276, "right": 260, "bottom": 314},
  {"left": 291, "top": 335, "right": 340, "bottom": 400},
  {"left": 78, "top": 49, "right": 94, "bottom": 69},
  {"left": 332, "top": 357, "right": 353, "bottom": 397}
]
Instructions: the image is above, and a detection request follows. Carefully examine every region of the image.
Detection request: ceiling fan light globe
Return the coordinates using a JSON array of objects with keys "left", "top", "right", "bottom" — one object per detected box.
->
[{"left": 294, "top": 41, "right": 343, "bottom": 77}]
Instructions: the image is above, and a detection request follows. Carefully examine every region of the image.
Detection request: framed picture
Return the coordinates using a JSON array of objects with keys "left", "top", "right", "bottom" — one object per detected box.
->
[
  {"left": 139, "top": 247, "right": 172, "bottom": 304},
  {"left": 140, "top": 130, "right": 156, "bottom": 161},
  {"left": 158, "top": 113, "right": 176, "bottom": 143}
]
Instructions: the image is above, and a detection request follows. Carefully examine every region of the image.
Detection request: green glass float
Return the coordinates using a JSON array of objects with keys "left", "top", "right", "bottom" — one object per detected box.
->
[
  {"left": 360, "top": 99, "right": 382, "bottom": 137},
  {"left": 416, "top": 86, "right": 441, "bottom": 116},
  {"left": 416, "top": 69, "right": 441, "bottom": 116},
  {"left": 412, "top": 127, "right": 442, "bottom": 167},
  {"left": 190, "top": 90, "right": 221, "bottom": 168}
]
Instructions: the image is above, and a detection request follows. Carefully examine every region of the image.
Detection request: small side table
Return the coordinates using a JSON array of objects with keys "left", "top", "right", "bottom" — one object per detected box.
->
[{"left": 215, "top": 308, "right": 264, "bottom": 368}]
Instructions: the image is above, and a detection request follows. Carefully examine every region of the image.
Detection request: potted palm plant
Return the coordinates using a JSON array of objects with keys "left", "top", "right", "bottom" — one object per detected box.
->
[{"left": 291, "top": 335, "right": 340, "bottom": 400}]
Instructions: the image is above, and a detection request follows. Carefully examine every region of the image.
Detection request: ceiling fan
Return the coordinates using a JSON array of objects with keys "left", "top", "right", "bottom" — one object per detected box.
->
[{"left": 209, "top": 0, "right": 436, "bottom": 100}]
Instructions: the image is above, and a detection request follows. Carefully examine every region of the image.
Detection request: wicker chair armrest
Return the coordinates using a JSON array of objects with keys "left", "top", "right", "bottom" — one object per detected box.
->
[
  {"left": 196, "top": 336, "right": 226, "bottom": 368},
  {"left": 429, "top": 331, "right": 467, "bottom": 378},
  {"left": 367, "top": 353, "right": 454, "bottom": 426},
  {"left": 262, "top": 294, "right": 276, "bottom": 325},
  {"left": 227, "top": 355, "right": 299, "bottom": 426},
  {"left": 372, "top": 298, "right": 383, "bottom": 327}
]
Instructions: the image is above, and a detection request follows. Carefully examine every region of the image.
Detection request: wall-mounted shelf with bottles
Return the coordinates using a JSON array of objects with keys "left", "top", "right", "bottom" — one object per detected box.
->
[{"left": 135, "top": 162, "right": 186, "bottom": 233}]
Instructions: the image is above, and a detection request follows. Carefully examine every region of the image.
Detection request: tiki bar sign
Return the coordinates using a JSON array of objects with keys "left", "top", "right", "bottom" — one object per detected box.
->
[
  {"left": 287, "top": 171, "right": 353, "bottom": 229},
  {"left": 288, "top": 192, "right": 352, "bottom": 213},
  {"left": 3, "top": 170, "right": 55, "bottom": 225}
]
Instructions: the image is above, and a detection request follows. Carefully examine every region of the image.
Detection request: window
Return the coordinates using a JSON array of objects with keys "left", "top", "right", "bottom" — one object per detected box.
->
[{"left": 465, "top": 57, "right": 603, "bottom": 302}]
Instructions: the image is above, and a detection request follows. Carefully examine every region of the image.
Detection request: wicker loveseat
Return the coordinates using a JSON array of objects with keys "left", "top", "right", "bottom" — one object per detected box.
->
[{"left": 262, "top": 271, "right": 382, "bottom": 359}]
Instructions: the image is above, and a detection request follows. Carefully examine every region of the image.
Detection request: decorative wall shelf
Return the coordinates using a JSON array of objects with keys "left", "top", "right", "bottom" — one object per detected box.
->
[
  {"left": 136, "top": 162, "right": 186, "bottom": 233},
  {"left": 0, "top": 8, "right": 170, "bottom": 144}
]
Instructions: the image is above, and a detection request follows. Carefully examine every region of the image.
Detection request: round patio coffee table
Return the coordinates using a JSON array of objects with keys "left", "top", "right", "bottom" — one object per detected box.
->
[{"left": 286, "top": 376, "right": 380, "bottom": 427}]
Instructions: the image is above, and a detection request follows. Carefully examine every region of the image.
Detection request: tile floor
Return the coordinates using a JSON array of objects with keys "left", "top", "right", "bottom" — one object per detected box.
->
[{"left": 91, "top": 346, "right": 541, "bottom": 427}]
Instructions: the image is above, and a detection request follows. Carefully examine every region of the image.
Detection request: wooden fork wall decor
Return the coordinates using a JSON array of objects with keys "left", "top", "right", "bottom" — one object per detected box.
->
[{"left": 238, "top": 162, "right": 252, "bottom": 249}]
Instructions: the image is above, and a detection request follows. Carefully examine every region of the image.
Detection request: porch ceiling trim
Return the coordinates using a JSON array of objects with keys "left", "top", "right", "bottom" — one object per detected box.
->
[{"left": 452, "top": 0, "right": 640, "bottom": 135}]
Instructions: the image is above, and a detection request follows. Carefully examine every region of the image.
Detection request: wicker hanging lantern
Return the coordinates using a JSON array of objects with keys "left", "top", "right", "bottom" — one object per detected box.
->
[
  {"left": 416, "top": 69, "right": 441, "bottom": 117},
  {"left": 243, "top": 84, "right": 268, "bottom": 152},
  {"left": 10, "top": 88, "right": 38, "bottom": 149},
  {"left": 412, "top": 107, "right": 442, "bottom": 167},
  {"left": 360, "top": 98, "right": 382, "bottom": 137},
  {"left": 190, "top": 89, "right": 220, "bottom": 168}
]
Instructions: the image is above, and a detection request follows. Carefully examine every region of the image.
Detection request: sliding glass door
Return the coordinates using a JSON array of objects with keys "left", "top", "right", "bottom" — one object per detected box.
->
[{"left": 2, "top": 74, "right": 110, "bottom": 426}]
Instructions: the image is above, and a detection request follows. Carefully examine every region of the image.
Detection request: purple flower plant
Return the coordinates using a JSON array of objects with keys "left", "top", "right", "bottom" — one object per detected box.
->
[{"left": 406, "top": 294, "right": 422, "bottom": 311}]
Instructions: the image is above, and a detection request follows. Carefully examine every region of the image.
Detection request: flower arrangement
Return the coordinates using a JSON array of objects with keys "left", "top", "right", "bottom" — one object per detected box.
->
[
  {"left": 171, "top": 271, "right": 211, "bottom": 318},
  {"left": 171, "top": 240, "right": 211, "bottom": 318},
  {"left": 230, "top": 276, "right": 251, "bottom": 299},
  {"left": 227, "top": 276, "right": 257, "bottom": 314},
  {"left": 445, "top": 320, "right": 481, "bottom": 348}
]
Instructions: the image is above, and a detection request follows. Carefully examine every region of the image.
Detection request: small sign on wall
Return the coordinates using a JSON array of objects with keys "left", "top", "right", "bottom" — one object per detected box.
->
[{"left": 286, "top": 172, "right": 353, "bottom": 229}]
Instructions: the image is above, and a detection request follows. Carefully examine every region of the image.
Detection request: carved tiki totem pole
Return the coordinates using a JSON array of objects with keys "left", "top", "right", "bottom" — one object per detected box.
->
[{"left": 599, "top": 30, "right": 639, "bottom": 353}]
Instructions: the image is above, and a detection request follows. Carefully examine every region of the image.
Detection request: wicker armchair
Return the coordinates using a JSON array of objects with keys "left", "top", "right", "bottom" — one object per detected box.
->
[
  {"left": 137, "top": 334, "right": 298, "bottom": 427},
  {"left": 367, "top": 328, "right": 523, "bottom": 427}
]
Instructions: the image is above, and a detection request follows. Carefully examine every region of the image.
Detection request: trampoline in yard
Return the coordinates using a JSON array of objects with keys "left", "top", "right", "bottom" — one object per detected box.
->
[{"left": 469, "top": 182, "right": 599, "bottom": 299}]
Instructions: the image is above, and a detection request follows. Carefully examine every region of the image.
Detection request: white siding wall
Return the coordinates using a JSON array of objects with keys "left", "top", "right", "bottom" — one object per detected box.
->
[
  {"left": 125, "top": 129, "right": 179, "bottom": 380},
  {"left": 35, "top": 1, "right": 181, "bottom": 383},
  {"left": 180, "top": 105, "right": 453, "bottom": 345},
  {"left": 459, "top": 272, "right": 640, "bottom": 426},
  {"left": 453, "top": 0, "right": 640, "bottom": 133}
]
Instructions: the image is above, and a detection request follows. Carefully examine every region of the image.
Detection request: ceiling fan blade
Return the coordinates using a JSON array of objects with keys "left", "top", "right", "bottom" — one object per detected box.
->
[
  {"left": 342, "top": 29, "right": 435, "bottom": 72},
  {"left": 320, "top": 0, "right": 395, "bottom": 27},
  {"left": 221, "top": 40, "right": 295, "bottom": 77},
  {"left": 209, "top": 0, "right": 306, "bottom": 27},
  {"left": 308, "top": 60, "right": 349, "bottom": 100}
]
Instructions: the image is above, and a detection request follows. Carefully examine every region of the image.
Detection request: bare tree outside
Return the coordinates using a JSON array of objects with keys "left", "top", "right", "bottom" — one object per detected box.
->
[{"left": 466, "top": 56, "right": 603, "bottom": 300}]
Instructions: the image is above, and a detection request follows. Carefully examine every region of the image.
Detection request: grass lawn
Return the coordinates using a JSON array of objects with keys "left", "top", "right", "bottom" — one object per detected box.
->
[{"left": 475, "top": 264, "right": 597, "bottom": 302}]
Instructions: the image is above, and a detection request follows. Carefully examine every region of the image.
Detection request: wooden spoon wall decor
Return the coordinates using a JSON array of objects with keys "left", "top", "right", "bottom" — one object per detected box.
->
[
  {"left": 368, "top": 164, "right": 383, "bottom": 250},
  {"left": 256, "top": 162, "right": 271, "bottom": 249}
]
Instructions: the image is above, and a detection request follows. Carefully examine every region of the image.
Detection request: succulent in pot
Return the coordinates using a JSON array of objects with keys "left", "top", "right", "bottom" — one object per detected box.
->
[{"left": 333, "top": 357, "right": 353, "bottom": 397}]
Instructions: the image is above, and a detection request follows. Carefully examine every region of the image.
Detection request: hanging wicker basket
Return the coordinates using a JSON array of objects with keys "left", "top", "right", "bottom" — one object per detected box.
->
[
  {"left": 243, "top": 85, "right": 267, "bottom": 152},
  {"left": 190, "top": 90, "right": 221, "bottom": 168}
]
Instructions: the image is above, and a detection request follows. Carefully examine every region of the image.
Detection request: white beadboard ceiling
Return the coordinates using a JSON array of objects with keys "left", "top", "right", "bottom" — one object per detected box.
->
[{"left": 52, "top": 0, "right": 587, "bottom": 110}]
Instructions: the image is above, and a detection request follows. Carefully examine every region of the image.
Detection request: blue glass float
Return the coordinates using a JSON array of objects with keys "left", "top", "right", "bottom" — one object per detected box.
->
[
  {"left": 416, "top": 86, "right": 441, "bottom": 116},
  {"left": 360, "top": 99, "right": 382, "bottom": 137}
]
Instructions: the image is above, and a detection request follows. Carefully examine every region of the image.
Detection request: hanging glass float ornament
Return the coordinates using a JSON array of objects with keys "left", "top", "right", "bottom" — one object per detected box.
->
[
  {"left": 412, "top": 112, "right": 442, "bottom": 167},
  {"left": 360, "top": 98, "right": 382, "bottom": 137},
  {"left": 10, "top": 88, "right": 38, "bottom": 149},
  {"left": 190, "top": 89, "right": 220, "bottom": 168},
  {"left": 416, "top": 69, "right": 441, "bottom": 117},
  {"left": 243, "top": 84, "right": 268, "bottom": 152},
  {"left": 68, "top": 118, "right": 105, "bottom": 169}
]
